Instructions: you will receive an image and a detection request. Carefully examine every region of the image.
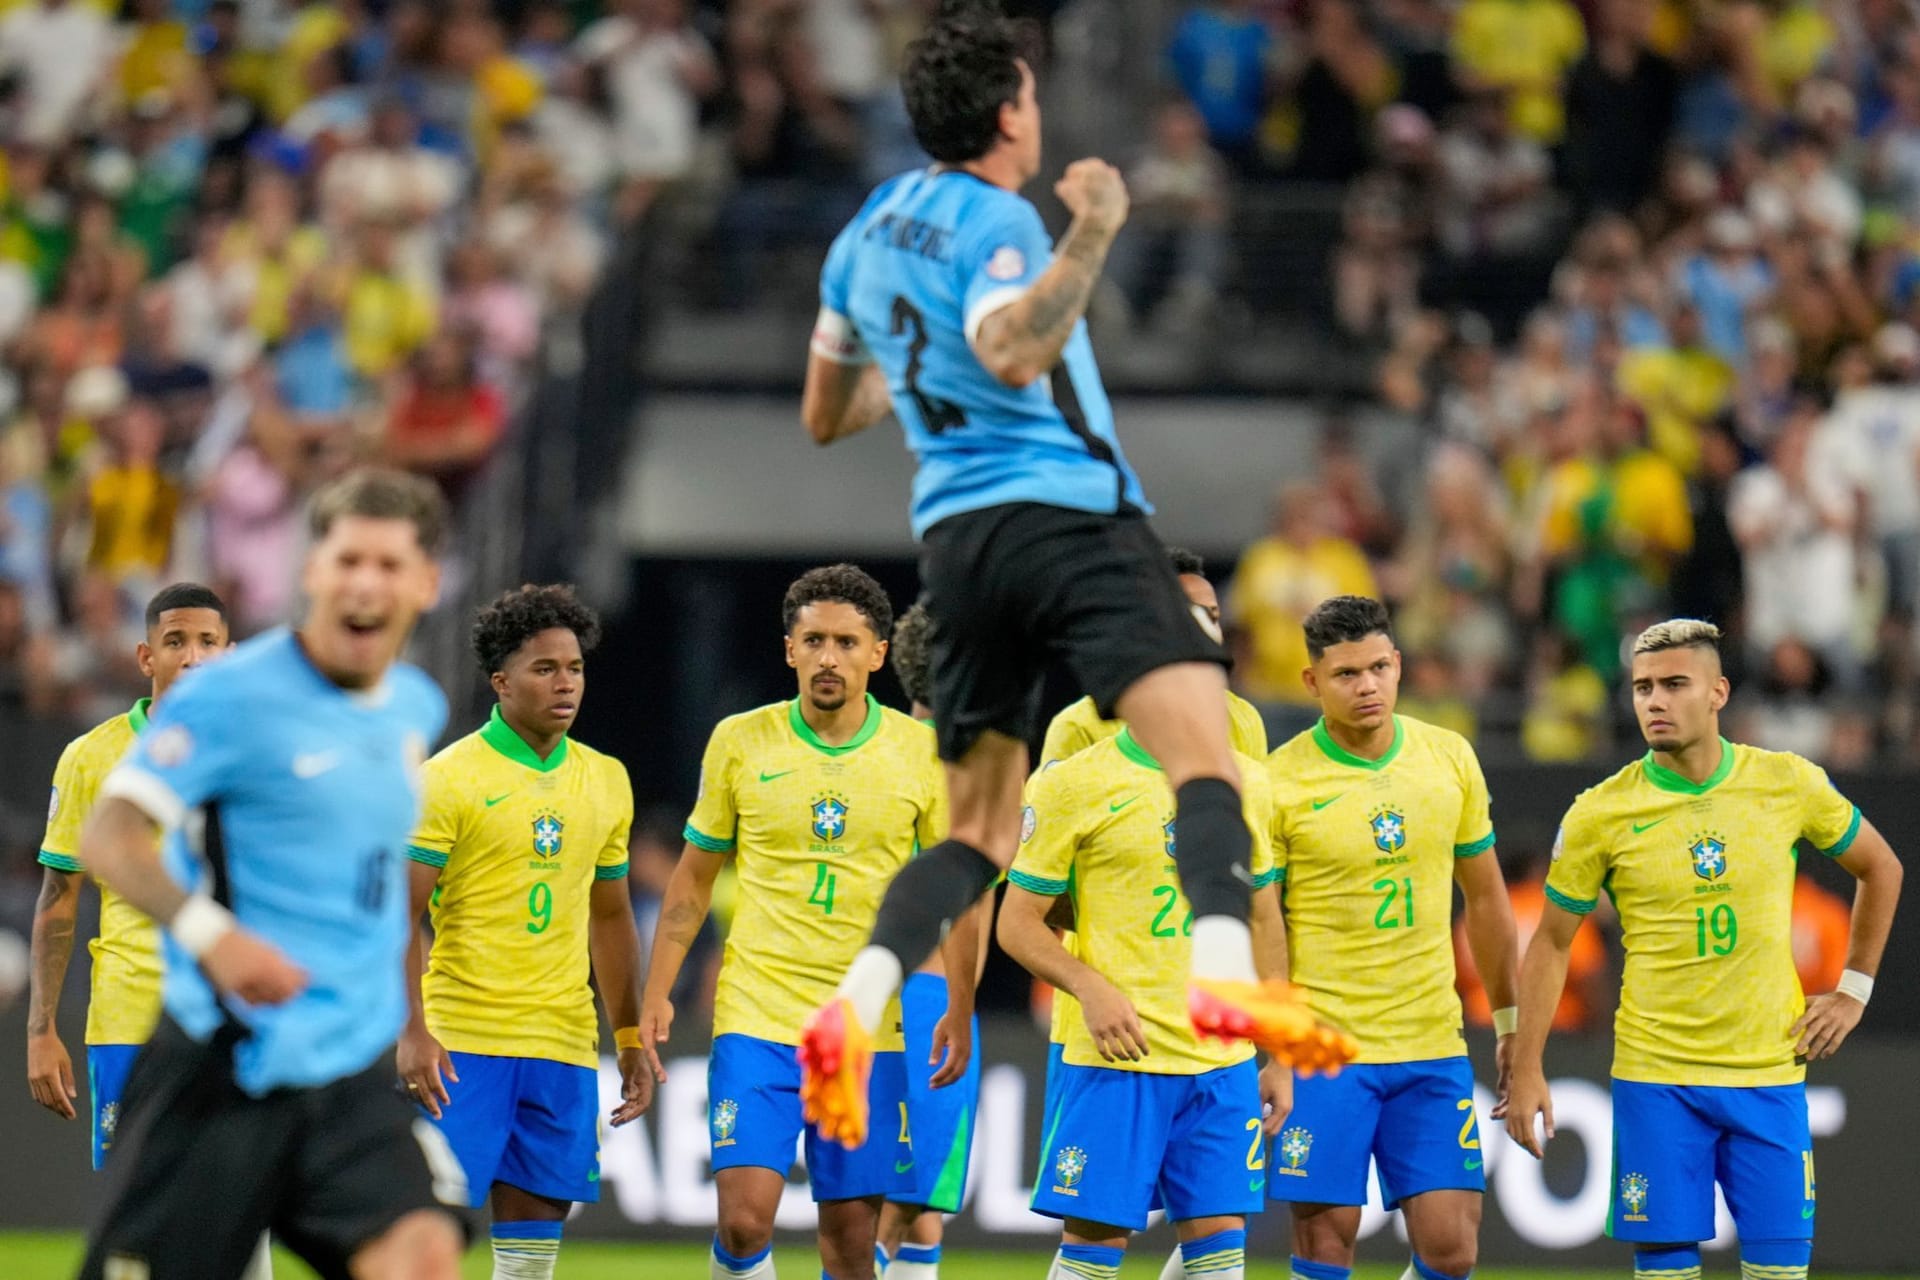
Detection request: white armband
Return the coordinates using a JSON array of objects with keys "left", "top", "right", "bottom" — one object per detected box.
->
[
  {"left": 1836, "top": 968, "right": 1874, "bottom": 1005},
  {"left": 810, "top": 307, "right": 871, "bottom": 364},
  {"left": 171, "top": 894, "right": 236, "bottom": 960}
]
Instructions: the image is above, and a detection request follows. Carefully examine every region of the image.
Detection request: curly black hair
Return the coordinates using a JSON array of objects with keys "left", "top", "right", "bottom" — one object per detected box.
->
[
  {"left": 472, "top": 583, "right": 603, "bottom": 674},
  {"left": 1166, "top": 547, "right": 1205, "bottom": 577},
  {"left": 1302, "top": 595, "right": 1392, "bottom": 661},
  {"left": 782, "top": 564, "right": 893, "bottom": 639},
  {"left": 890, "top": 602, "right": 934, "bottom": 708},
  {"left": 902, "top": 4, "right": 1029, "bottom": 164}
]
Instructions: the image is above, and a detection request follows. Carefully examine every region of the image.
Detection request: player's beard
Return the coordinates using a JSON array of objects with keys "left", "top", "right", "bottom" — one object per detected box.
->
[{"left": 808, "top": 675, "right": 847, "bottom": 712}]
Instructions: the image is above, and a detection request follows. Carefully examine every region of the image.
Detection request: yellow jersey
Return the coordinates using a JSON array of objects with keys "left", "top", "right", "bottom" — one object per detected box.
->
[
  {"left": 1267, "top": 716, "right": 1496, "bottom": 1063},
  {"left": 409, "top": 708, "right": 634, "bottom": 1069},
  {"left": 1035, "top": 694, "right": 1270, "bottom": 1046},
  {"left": 1012, "top": 730, "right": 1276, "bottom": 1075},
  {"left": 1546, "top": 740, "right": 1860, "bottom": 1087},
  {"left": 38, "top": 701, "right": 162, "bottom": 1046},
  {"left": 685, "top": 696, "right": 944, "bottom": 1050}
]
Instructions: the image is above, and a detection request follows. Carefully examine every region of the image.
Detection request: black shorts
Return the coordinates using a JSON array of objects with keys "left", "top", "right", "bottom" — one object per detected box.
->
[
  {"left": 82, "top": 1019, "right": 470, "bottom": 1280},
  {"left": 920, "top": 502, "right": 1226, "bottom": 762}
]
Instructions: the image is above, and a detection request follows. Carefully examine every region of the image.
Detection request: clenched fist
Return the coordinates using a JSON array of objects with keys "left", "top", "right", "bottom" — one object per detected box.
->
[{"left": 1055, "top": 159, "right": 1129, "bottom": 238}]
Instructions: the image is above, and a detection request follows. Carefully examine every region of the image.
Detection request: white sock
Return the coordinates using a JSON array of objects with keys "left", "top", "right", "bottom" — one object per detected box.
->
[
  {"left": 1399, "top": 1266, "right": 1419, "bottom": 1280},
  {"left": 492, "top": 1248, "right": 556, "bottom": 1279},
  {"left": 837, "top": 946, "right": 904, "bottom": 1035},
  {"left": 1159, "top": 1246, "right": 1187, "bottom": 1280},
  {"left": 712, "top": 1239, "right": 777, "bottom": 1279},
  {"left": 1190, "top": 915, "right": 1257, "bottom": 983},
  {"left": 891, "top": 1243, "right": 941, "bottom": 1279},
  {"left": 239, "top": 1233, "right": 273, "bottom": 1280},
  {"left": 491, "top": 1222, "right": 561, "bottom": 1279}
]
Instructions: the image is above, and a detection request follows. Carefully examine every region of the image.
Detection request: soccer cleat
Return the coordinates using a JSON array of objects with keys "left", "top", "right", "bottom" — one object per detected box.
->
[
  {"left": 1189, "top": 979, "right": 1358, "bottom": 1076},
  {"left": 798, "top": 998, "right": 874, "bottom": 1149}
]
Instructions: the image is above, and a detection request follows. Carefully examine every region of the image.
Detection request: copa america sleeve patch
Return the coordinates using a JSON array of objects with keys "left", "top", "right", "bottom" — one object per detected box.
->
[
  {"left": 810, "top": 306, "right": 872, "bottom": 365},
  {"left": 984, "top": 244, "right": 1027, "bottom": 281},
  {"left": 1021, "top": 805, "right": 1037, "bottom": 843}
]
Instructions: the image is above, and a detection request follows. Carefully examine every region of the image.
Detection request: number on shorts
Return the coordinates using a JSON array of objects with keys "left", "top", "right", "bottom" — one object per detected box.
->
[
  {"left": 1803, "top": 1148, "right": 1816, "bottom": 1200},
  {"left": 526, "top": 882, "right": 553, "bottom": 934},
  {"left": 1245, "top": 1117, "right": 1266, "bottom": 1171},
  {"left": 1457, "top": 1098, "right": 1480, "bottom": 1150},
  {"left": 899, "top": 1101, "right": 912, "bottom": 1145}
]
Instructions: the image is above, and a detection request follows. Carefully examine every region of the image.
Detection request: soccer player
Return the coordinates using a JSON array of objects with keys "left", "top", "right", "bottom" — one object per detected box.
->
[
  {"left": 799, "top": 4, "right": 1339, "bottom": 1145},
  {"left": 999, "top": 728, "right": 1308, "bottom": 1280},
  {"left": 1264, "top": 597, "right": 1518, "bottom": 1280},
  {"left": 28, "top": 583, "right": 229, "bottom": 1162},
  {"left": 73, "top": 468, "right": 466, "bottom": 1280},
  {"left": 876, "top": 601, "right": 989, "bottom": 1280},
  {"left": 399, "top": 584, "right": 650, "bottom": 1280},
  {"left": 1506, "top": 620, "right": 1904, "bottom": 1280},
  {"left": 638, "top": 566, "right": 945, "bottom": 1280}
]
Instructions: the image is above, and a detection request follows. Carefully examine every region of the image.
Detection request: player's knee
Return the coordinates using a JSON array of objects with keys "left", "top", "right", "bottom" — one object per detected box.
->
[
  {"left": 1416, "top": 1238, "right": 1478, "bottom": 1278},
  {"left": 350, "top": 1209, "right": 464, "bottom": 1280},
  {"left": 715, "top": 1202, "right": 775, "bottom": 1258},
  {"left": 1290, "top": 1211, "right": 1357, "bottom": 1265}
]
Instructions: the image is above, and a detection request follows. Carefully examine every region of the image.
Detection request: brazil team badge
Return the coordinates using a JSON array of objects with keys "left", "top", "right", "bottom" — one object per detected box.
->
[
  {"left": 532, "top": 810, "right": 564, "bottom": 858},
  {"left": 1370, "top": 807, "right": 1407, "bottom": 854},
  {"left": 1690, "top": 833, "right": 1728, "bottom": 881}
]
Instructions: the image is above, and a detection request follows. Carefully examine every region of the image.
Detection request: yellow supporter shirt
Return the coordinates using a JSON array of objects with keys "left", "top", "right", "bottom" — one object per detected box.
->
[
  {"left": 1268, "top": 716, "right": 1495, "bottom": 1063},
  {"left": 344, "top": 271, "right": 435, "bottom": 379},
  {"left": 684, "top": 696, "right": 944, "bottom": 1051},
  {"left": 38, "top": 701, "right": 163, "bottom": 1046},
  {"left": 408, "top": 708, "right": 634, "bottom": 1069},
  {"left": 1012, "top": 730, "right": 1276, "bottom": 1075},
  {"left": 1229, "top": 535, "right": 1379, "bottom": 703},
  {"left": 1450, "top": 0, "right": 1587, "bottom": 142},
  {"left": 1546, "top": 741, "right": 1861, "bottom": 1087}
]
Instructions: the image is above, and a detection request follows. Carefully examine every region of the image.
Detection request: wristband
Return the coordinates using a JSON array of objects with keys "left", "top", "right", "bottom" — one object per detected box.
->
[
  {"left": 1836, "top": 969, "right": 1874, "bottom": 1005},
  {"left": 614, "top": 1026, "right": 646, "bottom": 1052},
  {"left": 1492, "top": 1006, "right": 1519, "bottom": 1037},
  {"left": 171, "top": 895, "right": 236, "bottom": 960}
]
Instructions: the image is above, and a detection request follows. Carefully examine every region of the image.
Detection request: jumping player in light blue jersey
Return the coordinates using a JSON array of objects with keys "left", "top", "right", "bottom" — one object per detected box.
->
[
  {"left": 74, "top": 469, "right": 468, "bottom": 1280},
  {"left": 789, "top": 2, "right": 1351, "bottom": 1162}
]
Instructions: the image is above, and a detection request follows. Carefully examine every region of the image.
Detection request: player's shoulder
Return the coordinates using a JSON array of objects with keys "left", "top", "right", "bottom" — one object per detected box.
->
[
  {"left": 708, "top": 700, "right": 788, "bottom": 745},
  {"left": 1265, "top": 724, "right": 1322, "bottom": 770},
  {"left": 876, "top": 703, "right": 938, "bottom": 746},
  {"left": 1044, "top": 695, "right": 1104, "bottom": 736},
  {"left": 1562, "top": 756, "right": 1647, "bottom": 826},
  {"left": 567, "top": 735, "right": 635, "bottom": 791},
  {"left": 1729, "top": 740, "right": 1820, "bottom": 783},
  {"left": 67, "top": 705, "right": 138, "bottom": 762},
  {"left": 424, "top": 726, "right": 489, "bottom": 771},
  {"left": 1399, "top": 714, "right": 1480, "bottom": 767}
]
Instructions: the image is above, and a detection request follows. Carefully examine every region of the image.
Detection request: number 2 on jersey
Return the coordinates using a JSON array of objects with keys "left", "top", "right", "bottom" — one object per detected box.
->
[
  {"left": 1373, "top": 877, "right": 1414, "bottom": 929},
  {"left": 1150, "top": 882, "right": 1193, "bottom": 937},
  {"left": 890, "top": 297, "right": 968, "bottom": 435},
  {"left": 809, "top": 861, "right": 838, "bottom": 915}
]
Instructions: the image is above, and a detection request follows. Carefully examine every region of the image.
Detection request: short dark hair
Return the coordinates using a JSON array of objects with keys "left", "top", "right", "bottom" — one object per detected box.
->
[
  {"left": 144, "top": 582, "right": 227, "bottom": 631},
  {"left": 890, "top": 602, "right": 934, "bottom": 707},
  {"left": 901, "top": 6, "right": 1028, "bottom": 164},
  {"left": 782, "top": 563, "right": 893, "bottom": 639},
  {"left": 471, "top": 583, "right": 602, "bottom": 674},
  {"left": 1303, "top": 595, "right": 1392, "bottom": 661},
  {"left": 1167, "top": 547, "right": 1205, "bottom": 577},
  {"left": 309, "top": 467, "right": 450, "bottom": 556}
]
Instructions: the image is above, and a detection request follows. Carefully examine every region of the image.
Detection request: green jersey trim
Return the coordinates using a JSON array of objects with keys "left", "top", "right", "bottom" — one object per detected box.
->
[
  {"left": 1114, "top": 728, "right": 1161, "bottom": 771},
  {"left": 1311, "top": 716, "right": 1404, "bottom": 771},
  {"left": 1640, "top": 739, "right": 1736, "bottom": 795},
  {"left": 594, "top": 861, "right": 630, "bottom": 881},
  {"left": 480, "top": 705, "right": 570, "bottom": 773},
  {"left": 1817, "top": 806, "right": 1862, "bottom": 858},
  {"left": 1454, "top": 831, "right": 1497, "bottom": 858},
  {"left": 37, "top": 849, "right": 82, "bottom": 873},
  {"left": 127, "top": 698, "right": 151, "bottom": 735},
  {"left": 406, "top": 844, "right": 449, "bottom": 869},
  {"left": 1008, "top": 869, "right": 1069, "bottom": 896},
  {"left": 1251, "top": 868, "right": 1279, "bottom": 889},
  {"left": 1544, "top": 882, "right": 1597, "bottom": 916},
  {"left": 788, "top": 695, "right": 884, "bottom": 756},
  {"left": 682, "top": 824, "right": 734, "bottom": 854}
]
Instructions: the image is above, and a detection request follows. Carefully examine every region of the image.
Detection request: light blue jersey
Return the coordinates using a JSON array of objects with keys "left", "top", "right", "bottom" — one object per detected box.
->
[
  {"left": 102, "top": 629, "right": 447, "bottom": 1096},
  {"left": 814, "top": 168, "right": 1149, "bottom": 537}
]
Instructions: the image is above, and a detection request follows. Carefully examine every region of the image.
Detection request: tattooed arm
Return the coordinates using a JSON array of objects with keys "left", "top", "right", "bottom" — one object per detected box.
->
[
  {"left": 635, "top": 842, "right": 728, "bottom": 1093},
  {"left": 26, "top": 868, "right": 82, "bottom": 1118}
]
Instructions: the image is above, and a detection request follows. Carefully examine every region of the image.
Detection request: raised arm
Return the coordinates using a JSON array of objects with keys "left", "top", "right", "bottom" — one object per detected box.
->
[
  {"left": 1791, "top": 818, "right": 1902, "bottom": 1060},
  {"left": 637, "top": 843, "right": 727, "bottom": 1085}
]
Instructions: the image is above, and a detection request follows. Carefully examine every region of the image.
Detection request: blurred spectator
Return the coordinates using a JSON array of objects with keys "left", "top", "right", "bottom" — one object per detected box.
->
[
  {"left": 0, "top": 0, "right": 116, "bottom": 147},
  {"left": 1397, "top": 650, "right": 1477, "bottom": 740},
  {"left": 1677, "top": 209, "right": 1775, "bottom": 366},
  {"left": 1104, "top": 100, "right": 1230, "bottom": 334},
  {"left": 1563, "top": 0, "right": 1679, "bottom": 216},
  {"left": 82, "top": 397, "right": 178, "bottom": 585},
  {"left": 1733, "top": 315, "right": 1799, "bottom": 446},
  {"left": 1165, "top": 0, "right": 1274, "bottom": 170},
  {"left": 1734, "top": 636, "right": 1848, "bottom": 762},
  {"left": 1457, "top": 855, "right": 1610, "bottom": 1031},
  {"left": 1790, "top": 870, "right": 1851, "bottom": 997},
  {"left": 342, "top": 217, "right": 436, "bottom": 379},
  {"left": 1521, "top": 626, "right": 1609, "bottom": 761},
  {"left": 1435, "top": 89, "right": 1557, "bottom": 262},
  {"left": 1450, "top": 0, "right": 1587, "bottom": 145},
  {"left": 384, "top": 329, "right": 507, "bottom": 499},
  {"left": 1562, "top": 243, "right": 1668, "bottom": 363},
  {"left": 1283, "top": 0, "right": 1396, "bottom": 184},
  {"left": 1333, "top": 106, "right": 1435, "bottom": 342},
  {"left": 575, "top": 0, "right": 719, "bottom": 220},
  {"left": 1434, "top": 312, "right": 1518, "bottom": 452},
  {"left": 1670, "top": 414, "right": 1748, "bottom": 628},
  {"left": 1228, "top": 480, "right": 1378, "bottom": 706},
  {"left": 1617, "top": 298, "right": 1736, "bottom": 476},
  {"left": 1388, "top": 441, "right": 1513, "bottom": 694}
]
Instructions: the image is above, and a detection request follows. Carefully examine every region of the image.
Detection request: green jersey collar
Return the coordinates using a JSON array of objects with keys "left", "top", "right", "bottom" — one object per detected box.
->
[
  {"left": 1115, "top": 727, "right": 1162, "bottom": 771},
  {"left": 481, "top": 705, "right": 569, "bottom": 772},
  {"left": 128, "top": 698, "right": 151, "bottom": 734},
  {"left": 1311, "top": 716, "right": 1403, "bottom": 771},
  {"left": 789, "top": 694, "right": 883, "bottom": 756},
  {"left": 1642, "top": 738, "right": 1736, "bottom": 794}
]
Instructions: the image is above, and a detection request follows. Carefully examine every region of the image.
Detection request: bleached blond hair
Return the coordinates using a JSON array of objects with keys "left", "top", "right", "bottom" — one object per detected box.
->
[{"left": 1632, "top": 619, "right": 1723, "bottom": 656}]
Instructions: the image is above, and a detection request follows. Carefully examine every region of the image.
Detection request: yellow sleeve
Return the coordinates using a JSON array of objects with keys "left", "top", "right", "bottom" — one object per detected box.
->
[
  {"left": 596, "top": 761, "right": 635, "bottom": 879},
  {"left": 1228, "top": 695, "right": 1269, "bottom": 757},
  {"left": 37, "top": 737, "right": 90, "bottom": 872},
  {"left": 1265, "top": 759, "right": 1292, "bottom": 884},
  {"left": 406, "top": 756, "right": 465, "bottom": 870},
  {"left": 917, "top": 735, "right": 949, "bottom": 847},
  {"left": 1244, "top": 766, "right": 1277, "bottom": 887},
  {"left": 684, "top": 723, "right": 740, "bottom": 852},
  {"left": 1009, "top": 767, "right": 1078, "bottom": 896},
  {"left": 1792, "top": 756, "right": 1862, "bottom": 857},
  {"left": 1038, "top": 701, "right": 1095, "bottom": 767},
  {"left": 1543, "top": 802, "right": 1607, "bottom": 915},
  {"left": 1453, "top": 739, "right": 1497, "bottom": 858}
]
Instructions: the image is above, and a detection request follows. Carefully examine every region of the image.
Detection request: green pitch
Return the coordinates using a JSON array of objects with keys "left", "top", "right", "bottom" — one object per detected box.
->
[{"left": 0, "top": 1235, "right": 1906, "bottom": 1280}]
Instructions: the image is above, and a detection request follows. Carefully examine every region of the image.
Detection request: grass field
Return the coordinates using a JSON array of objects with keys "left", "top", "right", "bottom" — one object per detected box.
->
[{"left": 1, "top": 1235, "right": 1908, "bottom": 1279}]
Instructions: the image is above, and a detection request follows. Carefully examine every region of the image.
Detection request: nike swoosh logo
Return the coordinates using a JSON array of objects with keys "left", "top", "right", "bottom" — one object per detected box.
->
[
  {"left": 1802, "top": 1205, "right": 1815, "bottom": 1219},
  {"left": 759, "top": 770, "right": 796, "bottom": 783},
  {"left": 1632, "top": 818, "right": 1669, "bottom": 834},
  {"left": 484, "top": 793, "right": 513, "bottom": 808},
  {"left": 1109, "top": 796, "right": 1140, "bottom": 813},
  {"left": 1249, "top": 1177, "right": 1265, "bottom": 1192},
  {"left": 895, "top": 1160, "right": 915, "bottom": 1173},
  {"left": 292, "top": 751, "right": 341, "bottom": 779},
  {"left": 1311, "top": 794, "right": 1345, "bottom": 811},
  {"left": 1464, "top": 1156, "right": 1482, "bottom": 1170}
]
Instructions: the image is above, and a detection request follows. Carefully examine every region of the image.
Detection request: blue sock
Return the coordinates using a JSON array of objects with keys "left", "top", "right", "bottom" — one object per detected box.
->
[
  {"left": 1411, "top": 1254, "right": 1469, "bottom": 1280},
  {"left": 711, "top": 1237, "right": 773, "bottom": 1278},
  {"left": 1740, "top": 1239, "right": 1810, "bottom": 1280},
  {"left": 876, "top": 1243, "right": 891, "bottom": 1273},
  {"left": 1633, "top": 1245, "right": 1703, "bottom": 1280},
  {"left": 896, "top": 1244, "right": 941, "bottom": 1265},
  {"left": 1180, "top": 1228, "right": 1245, "bottom": 1276},
  {"left": 491, "top": 1220, "right": 561, "bottom": 1278},
  {"left": 1289, "top": 1258, "right": 1351, "bottom": 1280},
  {"left": 1056, "top": 1242, "right": 1125, "bottom": 1279}
]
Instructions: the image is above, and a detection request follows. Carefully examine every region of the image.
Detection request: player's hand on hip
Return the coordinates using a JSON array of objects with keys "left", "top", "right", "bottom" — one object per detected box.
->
[
  {"left": 202, "top": 927, "right": 308, "bottom": 1006},
  {"left": 611, "top": 1046, "right": 653, "bottom": 1125},
  {"left": 1055, "top": 159, "right": 1129, "bottom": 238},
  {"left": 1792, "top": 990, "right": 1865, "bottom": 1061},
  {"left": 639, "top": 995, "right": 674, "bottom": 1084},
  {"left": 1079, "top": 975, "right": 1149, "bottom": 1062},
  {"left": 1258, "top": 1058, "right": 1293, "bottom": 1135},
  {"left": 396, "top": 1024, "right": 457, "bottom": 1119},
  {"left": 928, "top": 1009, "right": 973, "bottom": 1089},
  {"left": 1491, "top": 1033, "right": 1516, "bottom": 1119},
  {"left": 1503, "top": 1067, "right": 1553, "bottom": 1159},
  {"left": 26, "top": 1032, "right": 77, "bottom": 1119}
]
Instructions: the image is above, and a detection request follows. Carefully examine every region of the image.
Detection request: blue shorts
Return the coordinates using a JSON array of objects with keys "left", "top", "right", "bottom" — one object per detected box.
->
[
  {"left": 430, "top": 1051, "right": 601, "bottom": 1207},
  {"left": 1268, "top": 1057, "right": 1484, "bottom": 1211},
  {"left": 1043, "top": 1042, "right": 1067, "bottom": 1126},
  {"left": 888, "top": 974, "right": 981, "bottom": 1213},
  {"left": 708, "top": 1033, "right": 911, "bottom": 1202},
  {"left": 1609, "top": 1079, "right": 1814, "bottom": 1243},
  {"left": 87, "top": 1043, "right": 143, "bottom": 1171},
  {"left": 1034, "top": 1059, "right": 1264, "bottom": 1230}
]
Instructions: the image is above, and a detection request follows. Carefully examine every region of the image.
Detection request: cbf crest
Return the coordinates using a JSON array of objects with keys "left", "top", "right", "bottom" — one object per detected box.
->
[
  {"left": 100, "top": 1100, "right": 120, "bottom": 1139},
  {"left": 1620, "top": 1171, "right": 1650, "bottom": 1220},
  {"left": 711, "top": 1098, "right": 739, "bottom": 1148},
  {"left": 1163, "top": 816, "right": 1177, "bottom": 857},
  {"left": 532, "top": 810, "right": 565, "bottom": 858},
  {"left": 1052, "top": 1145, "right": 1087, "bottom": 1194},
  {"left": 810, "top": 793, "right": 849, "bottom": 844},
  {"left": 1370, "top": 806, "right": 1407, "bottom": 854},
  {"left": 1279, "top": 1126, "right": 1313, "bottom": 1173},
  {"left": 1690, "top": 832, "right": 1727, "bottom": 881}
]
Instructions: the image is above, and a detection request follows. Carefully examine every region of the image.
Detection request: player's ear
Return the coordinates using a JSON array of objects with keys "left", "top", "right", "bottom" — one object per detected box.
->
[
  {"left": 1301, "top": 665, "right": 1318, "bottom": 699},
  {"left": 784, "top": 634, "right": 797, "bottom": 669},
  {"left": 1711, "top": 674, "right": 1731, "bottom": 712},
  {"left": 136, "top": 641, "right": 155, "bottom": 680},
  {"left": 869, "top": 637, "right": 888, "bottom": 672}
]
